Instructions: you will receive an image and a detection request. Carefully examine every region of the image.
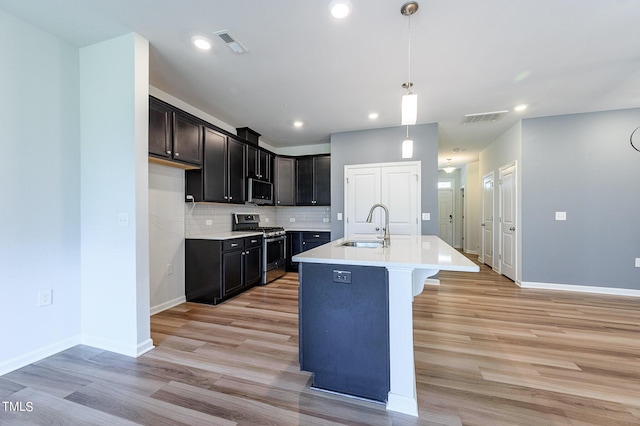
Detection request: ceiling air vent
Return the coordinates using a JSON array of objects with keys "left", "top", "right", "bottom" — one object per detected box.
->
[
  {"left": 462, "top": 110, "right": 508, "bottom": 124},
  {"left": 214, "top": 30, "right": 248, "bottom": 54}
]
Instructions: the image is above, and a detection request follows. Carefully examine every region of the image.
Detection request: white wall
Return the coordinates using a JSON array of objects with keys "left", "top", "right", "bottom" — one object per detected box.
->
[
  {"left": 462, "top": 161, "right": 481, "bottom": 255},
  {"left": 149, "top": 164, "right": 186, "bottom": 314},
  {"left": 79, "top": 33, "right": 152, "bottom": 357},
  {"left": 0, "top": 10, "right": 81, "bottom": 374}
]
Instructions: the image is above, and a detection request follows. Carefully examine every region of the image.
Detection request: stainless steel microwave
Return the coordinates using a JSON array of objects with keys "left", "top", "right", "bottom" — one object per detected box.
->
[{"left": 247, "top": 178, "right": 273, "bottom": 205}]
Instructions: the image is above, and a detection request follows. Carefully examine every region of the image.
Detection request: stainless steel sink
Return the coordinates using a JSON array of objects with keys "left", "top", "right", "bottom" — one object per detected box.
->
[{"left": 339, "top": 240, "right": 384, "bottom": 248}]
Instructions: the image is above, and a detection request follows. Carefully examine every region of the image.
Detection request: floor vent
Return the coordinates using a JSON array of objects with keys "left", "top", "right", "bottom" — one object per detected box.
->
[
  {"left": 214, "top": 30, "right": 248, "bottom": 54},
  {"left": 462, "top": 110, "right": 508, "bottom": 124}
]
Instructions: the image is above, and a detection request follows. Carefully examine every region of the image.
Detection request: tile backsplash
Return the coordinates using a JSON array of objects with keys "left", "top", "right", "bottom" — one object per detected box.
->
[{"left": 185, "top": 202, "right": 331, "bottom": 237}]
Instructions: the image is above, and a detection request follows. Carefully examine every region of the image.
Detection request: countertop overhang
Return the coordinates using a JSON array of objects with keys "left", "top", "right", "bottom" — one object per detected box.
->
[{"left": 292, "top": 235, "right": 479, "bottom": 272}]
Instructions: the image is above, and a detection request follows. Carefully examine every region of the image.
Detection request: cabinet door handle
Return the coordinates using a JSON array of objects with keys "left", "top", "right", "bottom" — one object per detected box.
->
[
  {"left": 166, "top": 150, "right": 172, "bottom": 155},
  {"left": 231, "top": 243, "right": 239, "bottom": 247},
  {"left": 229, "top": 196, "right": 233, "bottom": 200},
  {"left": 174, "top": 152, "right": 179, "bottom": 157},
  {"left": 313, "top": 234, "right": 320, "bottom": 238},
  {"left": 250, "top": 239, "right": 258, "bottom": 243},
  {"left": 224, "top": 196, "right": 228, "bottom": 200}
]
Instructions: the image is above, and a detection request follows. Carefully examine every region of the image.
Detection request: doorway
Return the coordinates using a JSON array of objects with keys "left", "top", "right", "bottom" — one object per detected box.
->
[
  {"left": 344, "top": 161, "right": 421, "bottom": 238},
  {"left": 499, "top": 162, "right": 517, "bottom": 281},
  {"left": 438, "top": 185, "right": 454, "bottom": 245},
  {"left": 481, "top": 172, "right": 494, "bottom": 267}
]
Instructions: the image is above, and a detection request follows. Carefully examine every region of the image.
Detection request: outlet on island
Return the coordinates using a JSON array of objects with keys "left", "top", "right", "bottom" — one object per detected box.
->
[{"left": 332, "top": 270, "right": 352, "bottom": 284}]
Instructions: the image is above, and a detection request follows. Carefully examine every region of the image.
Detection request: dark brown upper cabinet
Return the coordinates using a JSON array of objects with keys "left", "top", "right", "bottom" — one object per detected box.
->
[
  {"left": 149, "top": 97, "right": 202, "bottom": 168},
  {"left": 296, "top": 155, "right": 331, "bottom": 206}
]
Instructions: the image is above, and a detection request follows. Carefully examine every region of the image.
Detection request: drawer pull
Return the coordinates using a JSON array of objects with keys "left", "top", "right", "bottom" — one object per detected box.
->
[{"left": 231, "top": 243, "right": 239, "bottom": 247}]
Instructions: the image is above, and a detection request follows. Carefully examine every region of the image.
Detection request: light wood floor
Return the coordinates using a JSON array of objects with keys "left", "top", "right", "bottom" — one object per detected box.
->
[{"left": 2, "top": 256, "right": 639, "bottom": 425}]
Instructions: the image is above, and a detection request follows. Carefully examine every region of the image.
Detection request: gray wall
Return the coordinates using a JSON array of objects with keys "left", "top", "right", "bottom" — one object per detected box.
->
[
  {"left": 330, "top": 124, "right": 439, "bottom": 238},
  {"left": 521, "top": 108, "right": 640, "bottom": 290}
]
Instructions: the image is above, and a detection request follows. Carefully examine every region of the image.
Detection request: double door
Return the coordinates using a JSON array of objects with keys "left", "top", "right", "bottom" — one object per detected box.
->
[{"left": 345, "top": 162, "right": 420, "bottom": 238}]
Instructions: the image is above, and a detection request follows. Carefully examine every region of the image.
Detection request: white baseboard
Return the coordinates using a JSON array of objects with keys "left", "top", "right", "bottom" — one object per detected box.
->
[
  {"left": 0, "top": 335, "right": 81, "bottom": 376},
  {"left": 150, "top": 295, "right": 186, "bottom": 316},
  {"left": 520, "top": 281, "right": 640, "bottom": 298},
  {"left": 137, "top": 338, "right": 155, "bottom": 356},
  {"left": 463, "top": 249, "right": 478, "bottom": 255},
  {"left": 81, "top": 334, "right": 154, "bottom": 358}
]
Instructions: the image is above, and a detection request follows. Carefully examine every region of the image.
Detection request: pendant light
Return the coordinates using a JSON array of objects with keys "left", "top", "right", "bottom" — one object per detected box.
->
[
  {"left": 401, "top": 2, "right": 419, "bottom": 126},
  {"left": 443, "top": 159, "right": 455, "bottom": 174},
  {"left": 402, "top": 126, "right": 413, "bottom": 159}
]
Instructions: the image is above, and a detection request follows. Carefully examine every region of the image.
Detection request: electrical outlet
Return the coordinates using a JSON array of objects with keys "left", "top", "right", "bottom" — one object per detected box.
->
[
  {"left": 167, "top": 263, "right": 173, "bottom": 275},
  {"left": 264, "top": 217, "right": 269, "bottom": 223},
  {"left": 635, "top": 258, "right": 640, "bottom": 268},
  {"left": 37, "top": 289, "right": 52, "bottom": 307},
  {"left": 323, "top": 218, "right": 330, "bottom": 223},
  {"left": 332, "top": 270, "right": 352, "bottom": 284},
  {"left": 205, "top": 220, "right": 212, "bottom": 226},
  {"left": 117, "top": 212, "right": 129, "bottom": 227},
  {"left": 289, "top": 217, "right": 296, "bottom": 222},
  {"left": 555, "top": 211, "right": 567, "bottom": 221},
  {"left": 422, "top": 212, "right": 431, "bottom": 221}
]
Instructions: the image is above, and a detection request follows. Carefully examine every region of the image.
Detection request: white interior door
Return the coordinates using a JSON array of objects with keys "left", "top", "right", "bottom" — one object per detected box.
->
[
  {"left": 500, "top": 163, "right": 516, "bottom": 281},
  {"left": 345, "top": 167, "right": 381, "bottom": 237},
  {"left": 345, "top": 162, "right": 420, "bottom": 239},
  {"left": 381, "top": 165, "right": 419, "bottom": 235},
  {"left": 482, "top": 173, "right": 494, "bottom": 267},
  {"left": 438, "top": 189, "right": 453, "bottom": 245}
]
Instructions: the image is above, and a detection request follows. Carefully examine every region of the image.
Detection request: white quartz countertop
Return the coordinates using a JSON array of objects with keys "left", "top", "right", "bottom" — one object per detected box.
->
[
  {"left": 187, "top": 231, "right": 263, "bottom": 240},
  {"left": 292, "top": 235, "right": 480, "bottom": 272}
]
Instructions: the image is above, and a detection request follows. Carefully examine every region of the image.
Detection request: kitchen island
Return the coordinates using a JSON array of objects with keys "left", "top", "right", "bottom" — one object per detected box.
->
[{"left": 293, "top": 235, "right": 479, "bottom": 417}]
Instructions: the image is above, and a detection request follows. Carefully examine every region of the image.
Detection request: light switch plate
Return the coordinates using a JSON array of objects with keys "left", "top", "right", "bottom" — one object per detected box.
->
[
  {"left": 337, "top": 213, "right": 343, "bottom": 221},
  {"left": 422, "top": 213, "right": 431, "bottom": 221},
  {"left": 555, "top": 211, "right": 567, "bottom": 221},
  {"left": 635, "top": 258, "right": 640, "bottom": 268}
]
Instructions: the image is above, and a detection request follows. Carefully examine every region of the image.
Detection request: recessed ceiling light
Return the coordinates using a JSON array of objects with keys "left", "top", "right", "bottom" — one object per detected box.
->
[
  {"left": 293, "top": 121, "right": 304, "bottom": 128},
  {"left": 514, "top": 104, "right": 528, "bottom": 112},
  {"left": 191, "top": 36, "right": 212, "bottom": 51},
  {"left": 329, "top": 0, "right": 351, "bottom": 19},
  {"left": 368, "top": 112, "right": 379, "bottom": 120}
]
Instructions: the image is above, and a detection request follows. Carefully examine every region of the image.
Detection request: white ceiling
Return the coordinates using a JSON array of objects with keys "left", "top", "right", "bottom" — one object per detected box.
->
[{"left": 2, "top": 0, "right": 640, "bottom": 168}]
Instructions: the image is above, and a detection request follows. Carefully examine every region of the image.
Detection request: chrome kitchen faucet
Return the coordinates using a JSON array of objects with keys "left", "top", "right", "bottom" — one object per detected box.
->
[{"left": 366, "top": 203, "right": 390, "bottom": 247}]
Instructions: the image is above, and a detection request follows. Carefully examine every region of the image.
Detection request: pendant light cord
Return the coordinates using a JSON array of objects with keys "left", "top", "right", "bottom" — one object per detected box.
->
[{"left": 407, "top": 14, "right": 412, "bottom": 94}]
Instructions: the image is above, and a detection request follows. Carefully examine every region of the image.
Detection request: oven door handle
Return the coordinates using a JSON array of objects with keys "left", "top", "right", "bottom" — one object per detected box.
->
[{"left": 265, "top": 235, "right": 286, "bottom": 243}]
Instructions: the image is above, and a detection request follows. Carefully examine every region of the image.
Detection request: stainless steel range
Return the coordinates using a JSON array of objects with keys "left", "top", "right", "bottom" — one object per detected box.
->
[{"left": 232, "top": 213, "right": 286, "bottom": 284}]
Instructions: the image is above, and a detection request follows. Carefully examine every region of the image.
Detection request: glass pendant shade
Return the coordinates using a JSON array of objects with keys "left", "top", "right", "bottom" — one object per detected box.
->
[
  {"left": 401, "top": 93, "right": 417, "bottom": 125},
  {"left": 402, "top": 138, "right": 414, "bottom": 158}
]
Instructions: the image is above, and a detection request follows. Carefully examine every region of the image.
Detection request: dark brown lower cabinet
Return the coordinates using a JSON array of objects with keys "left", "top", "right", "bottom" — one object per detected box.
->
[
  {"left": 286, "top": 231, "right": 330, "bottom": 272},
  {"left": 186, "top": 236, "right": 262, "bottom": 305}
]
